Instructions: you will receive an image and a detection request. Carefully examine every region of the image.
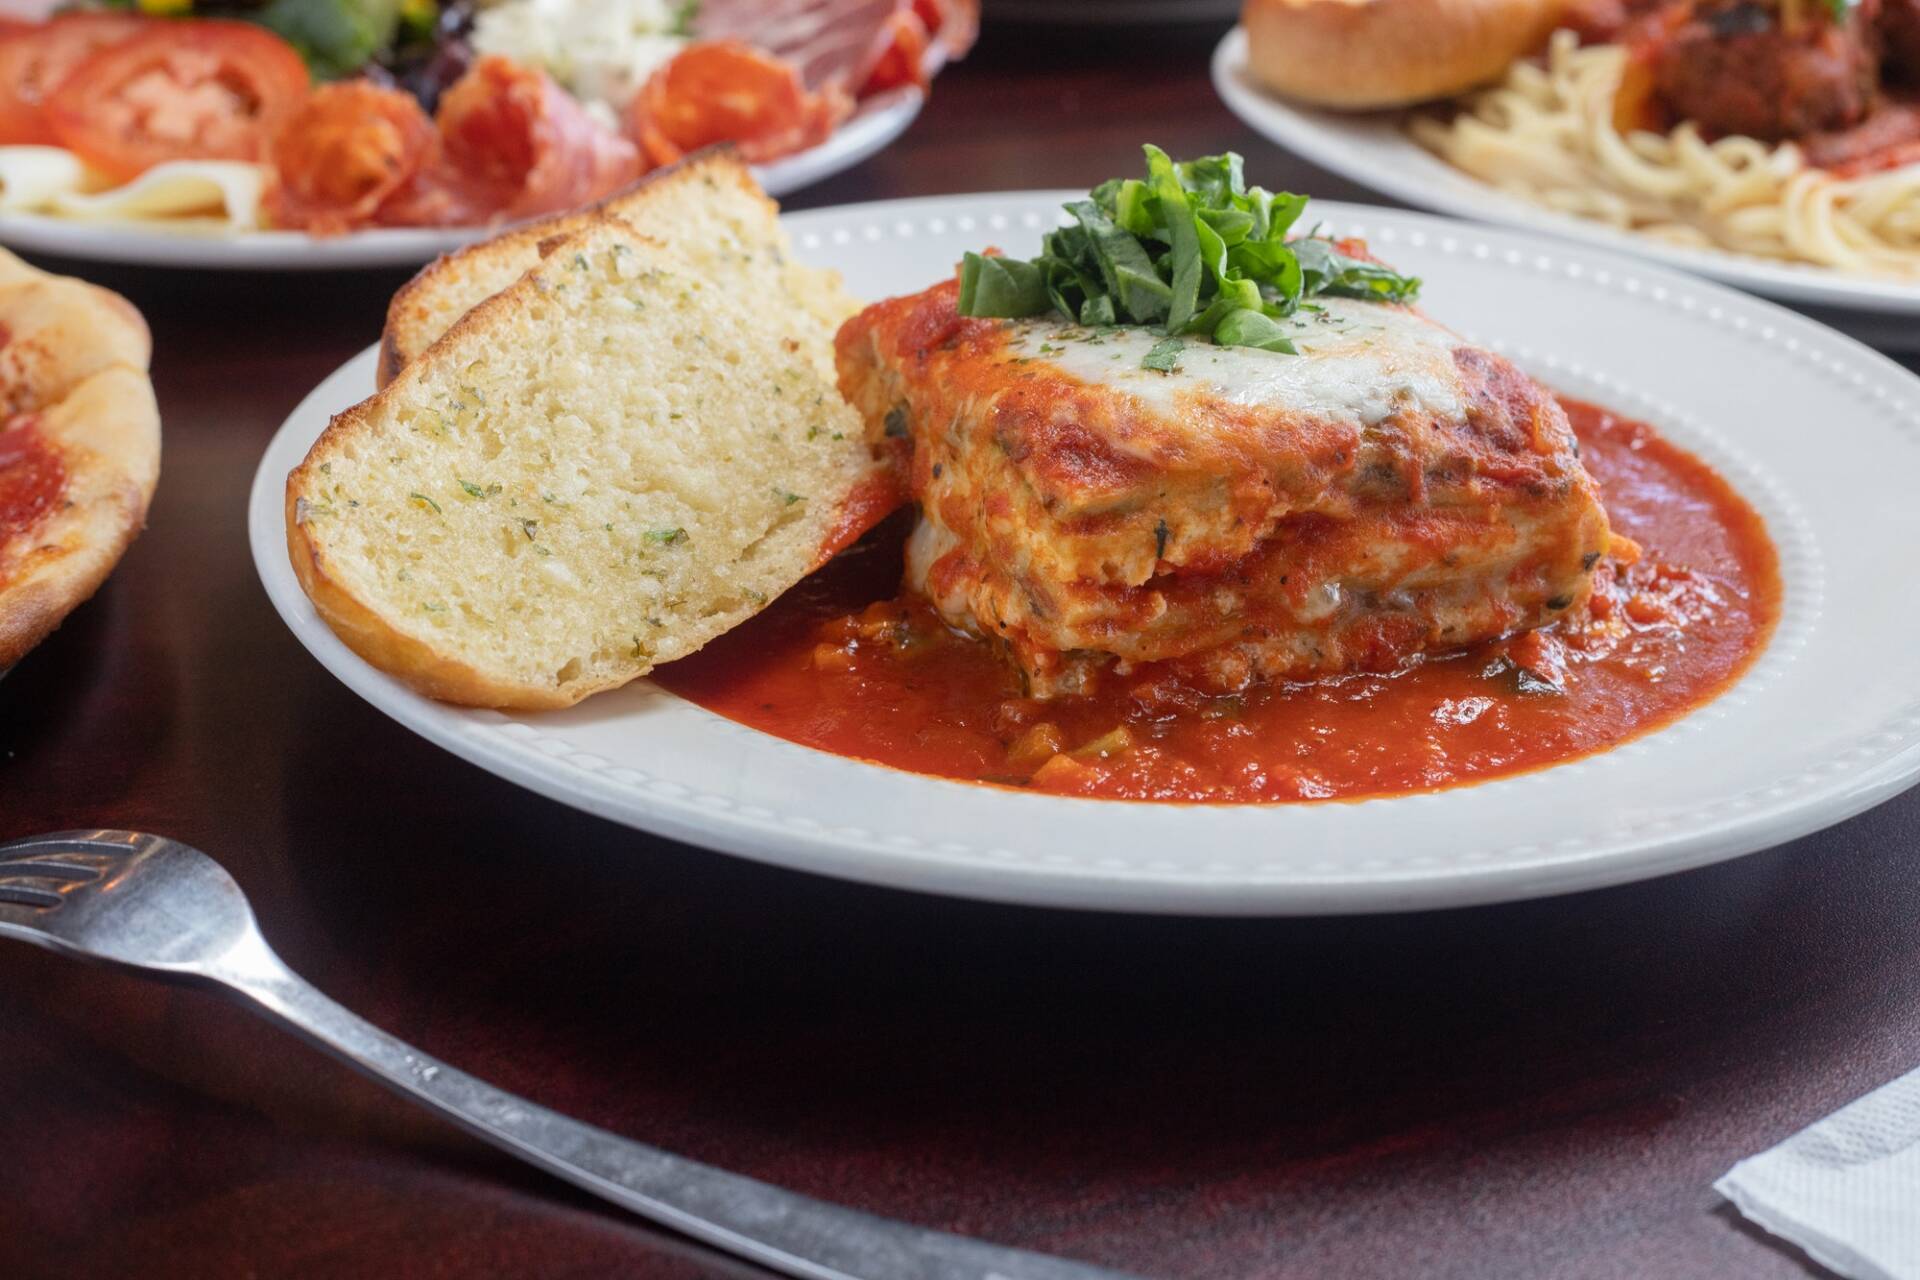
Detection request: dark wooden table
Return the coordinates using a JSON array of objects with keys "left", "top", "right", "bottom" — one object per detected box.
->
[{"left": 5, "top": 19, "right": 1917, "bottom": 1280}]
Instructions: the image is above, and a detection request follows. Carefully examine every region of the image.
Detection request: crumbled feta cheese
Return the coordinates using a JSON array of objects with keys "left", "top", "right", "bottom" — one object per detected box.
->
[{"left": 472, "top": 0, "right": 690, "bottom": 112}]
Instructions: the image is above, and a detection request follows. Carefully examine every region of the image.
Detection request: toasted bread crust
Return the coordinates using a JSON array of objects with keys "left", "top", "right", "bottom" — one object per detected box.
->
[
  {"left": 377, "top": 148, "right": 750, "bottom": 387},
  {"left": 1242, "top": 0, "right": 1567, "bottom": 108},
  {"left": 285, "top": 483, "right": 579, "bottom": 708},
  {"left": 0, "top": 375, "right": 160, "bottom": 669},
  {"left": 293, "top": 204, "right": 882, "bottom": 710},
  {"left": 289, "top": 234, "right": 644, "bottom": 708},
  {"left": 0, "top": 250, "right": 159, "bottom": 671}
]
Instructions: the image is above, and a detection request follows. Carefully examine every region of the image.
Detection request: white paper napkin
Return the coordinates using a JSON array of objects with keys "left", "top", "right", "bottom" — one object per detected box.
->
[{"left": 1717, "top": 1065, "right": 1920, "bottom": 1280}]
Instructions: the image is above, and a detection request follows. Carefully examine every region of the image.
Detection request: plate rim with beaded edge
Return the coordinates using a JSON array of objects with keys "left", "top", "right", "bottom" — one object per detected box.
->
[{"left": 248, "top": 191, "right": 1920, "bottom": 915}]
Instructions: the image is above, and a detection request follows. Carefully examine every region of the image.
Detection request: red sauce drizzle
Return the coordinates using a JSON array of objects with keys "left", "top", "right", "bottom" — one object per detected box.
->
[
  {"left": 0, "top": 414, "right": 64, "bottom": 587},
  {"left": 657, "top": 399, "right": 1782, "bottom": 803}
]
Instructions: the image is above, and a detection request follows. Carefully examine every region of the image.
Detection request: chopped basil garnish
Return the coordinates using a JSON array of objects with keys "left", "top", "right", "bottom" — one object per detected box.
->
[
  {"left": 956, "top": 145, "right": 1419, "bottom": 354},
  {"left": 1141, "top": 337, "right": 1184, "bottom": 372}
]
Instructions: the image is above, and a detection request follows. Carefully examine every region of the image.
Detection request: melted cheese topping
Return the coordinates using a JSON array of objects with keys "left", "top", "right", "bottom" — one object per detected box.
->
[{"left": 1005, "top": 298, "right": 1466, "bottom": 426}]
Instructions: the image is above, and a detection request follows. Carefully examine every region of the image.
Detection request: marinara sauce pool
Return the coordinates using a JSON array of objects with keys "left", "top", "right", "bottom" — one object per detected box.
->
[{"left": 657, "top": 400, "right": 1781, "bottom": 803}]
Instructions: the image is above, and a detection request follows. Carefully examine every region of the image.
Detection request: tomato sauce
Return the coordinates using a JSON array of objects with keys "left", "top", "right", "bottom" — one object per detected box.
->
[
  {"left": 0, "top": 413, "right": 64, "bottom": 588},
  {"left": 657, "top": 400, "right": 1781, "bottom": 803}
]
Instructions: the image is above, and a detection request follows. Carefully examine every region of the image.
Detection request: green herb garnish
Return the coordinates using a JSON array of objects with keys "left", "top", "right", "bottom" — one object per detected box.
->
[
  {"left": 1141, "top": 337, "right": 1184, "bottom": 373},
  {"left": 409, "top": 491, "right": 441, "bottom": 515},
  {"left": 645, "top": 527, "right": 689, "bottom": 545},
  {"left": 957, "top": 145, "right": 1419, "bottom": 353}
]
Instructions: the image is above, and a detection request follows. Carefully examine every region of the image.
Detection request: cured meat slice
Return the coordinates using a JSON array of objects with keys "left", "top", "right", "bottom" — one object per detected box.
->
[
  {"left": 432, "top": 55, "right": 641, "bottom": 222},
  {"left": 632, "top": 40, "right": 838, "bottom": 166},
  {"left": 693, "top": 0, "right": 978, "bottom": 97},
  {"left": 267, "top": 81, "right": 436, "bottom": 235}
]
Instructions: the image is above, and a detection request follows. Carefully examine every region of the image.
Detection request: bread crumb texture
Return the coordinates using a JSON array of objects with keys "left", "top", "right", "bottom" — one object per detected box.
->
[{"left": 293, "top": 214, "right": 869, "bottom": 706}]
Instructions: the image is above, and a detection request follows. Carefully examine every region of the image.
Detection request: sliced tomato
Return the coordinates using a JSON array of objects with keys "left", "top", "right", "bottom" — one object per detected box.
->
[
  {"left": 44, "top": 20, "right": 310, "bottom": 183},
  {"left": 632, "top": 40, "right": 839, "bottom": 167},
  {"left": 0, "top": 14, "right": 151, "bottom": 146},
  {"left": 267, "top": 81, "right": 438, "bottom": 235}
]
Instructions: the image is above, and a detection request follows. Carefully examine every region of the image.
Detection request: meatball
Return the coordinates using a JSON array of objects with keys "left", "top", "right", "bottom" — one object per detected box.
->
[
  {"left": 1654, "top": 2, "right": 1878, "bottom": 141},
  {"left": 1884, "top": 0, "right": 1920, "bottom": 83}
]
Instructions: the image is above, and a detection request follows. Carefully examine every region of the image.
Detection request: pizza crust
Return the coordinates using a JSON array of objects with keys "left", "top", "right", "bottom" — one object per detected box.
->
[{"left": 0, "top": 249, "right": 159, "bottom": 670}]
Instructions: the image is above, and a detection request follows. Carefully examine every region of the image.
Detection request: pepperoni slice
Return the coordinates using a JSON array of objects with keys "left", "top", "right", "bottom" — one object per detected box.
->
[
  {"left": 0, "top": 413, "right": 65, "bottom": 575},
  {"left": 266, "top": 81, "right": 438, "bottom": 236},
  {"left": 432, "top": 55, "right": 641, "bottom": 222},
  {"left": 632, "top": 40, "right": 840, "bottom": 167},
  {"left": 44, "top": 21, "right": 310, "bottom": 183},
  {"left": 0, "top": 13, "right": 150, "bottom": 147}
]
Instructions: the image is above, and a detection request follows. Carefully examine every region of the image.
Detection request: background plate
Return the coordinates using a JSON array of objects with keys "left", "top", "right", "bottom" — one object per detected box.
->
[
  {"left": 0, "top": 93, "right": 920, "bottom": 270},
  {"left": 1211, "top": 27, "right": 1920, "bottom": 323},
  {"left": 252, "top": 193, "right": 1920, "bottom": 915}
]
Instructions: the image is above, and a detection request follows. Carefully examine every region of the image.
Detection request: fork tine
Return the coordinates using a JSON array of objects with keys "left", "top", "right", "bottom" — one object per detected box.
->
[
  {"left": 0, "top": 883, "right": 62, "bottom": 910},
  {"left": 0, "top": 861, "right": 102, "bottom": 882},
  {"left": 0, "top": 867, "right": 94, "bottom": 888},
  {"left": 0, "top": 831, "right": 148, "bottom": 875},
  {"left": 0, "top": 830, "right": 146, "bottom": 860}
]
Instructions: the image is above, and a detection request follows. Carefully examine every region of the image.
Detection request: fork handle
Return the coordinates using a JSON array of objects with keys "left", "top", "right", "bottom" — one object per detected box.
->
[{"left": 209, "top": 951, "right": 1135, "bottom": 1280}]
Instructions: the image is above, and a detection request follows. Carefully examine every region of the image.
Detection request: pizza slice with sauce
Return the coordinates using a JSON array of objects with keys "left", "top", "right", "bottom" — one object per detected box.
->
[{"left": 0, "top": 247, "right": 158, "bottom": 669}]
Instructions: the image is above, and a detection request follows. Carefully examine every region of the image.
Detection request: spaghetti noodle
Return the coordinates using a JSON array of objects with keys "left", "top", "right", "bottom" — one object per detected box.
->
[{"left": 1410, "top": 30, "right": 1920, "bottom": 278}]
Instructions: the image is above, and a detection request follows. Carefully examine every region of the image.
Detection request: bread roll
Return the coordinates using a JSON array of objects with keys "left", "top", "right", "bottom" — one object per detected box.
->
[{"left": 1242, "top": 0, "right": 1566, "bottom": 108}]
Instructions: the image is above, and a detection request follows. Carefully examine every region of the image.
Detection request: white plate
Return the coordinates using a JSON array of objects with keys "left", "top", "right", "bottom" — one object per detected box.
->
[
  {"left": 1211, "top": 27, "right": 1920, "bottom": 320},
  {"left": 250, "top": 192, "right": 1920, "bottom": 915},
  {"left": 0, "top": 94, "right": 920, "bottom": 270}
]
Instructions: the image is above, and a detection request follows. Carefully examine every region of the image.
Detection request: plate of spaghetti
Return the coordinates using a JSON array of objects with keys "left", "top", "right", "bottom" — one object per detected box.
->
[
  {"left": 1212, "top": 2, "right": 1920, "bottom": 317},
  {"left": 0, "top": 0, "right": 976, "bottom": 269}
]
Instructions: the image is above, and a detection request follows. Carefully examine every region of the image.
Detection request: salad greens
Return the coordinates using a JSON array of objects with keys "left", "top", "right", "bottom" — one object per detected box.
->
[
  {"left": 115, "top": 0, "right": 442, "bottom": 80},
  {"left": 957, "top": 145, "right": 1420, "bottom": 356}
]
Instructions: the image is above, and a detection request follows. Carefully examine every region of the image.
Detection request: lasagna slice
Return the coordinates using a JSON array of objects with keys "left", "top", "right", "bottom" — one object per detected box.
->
[{"left": 836, "top": 277, "right": 1614, "bottom": 697}]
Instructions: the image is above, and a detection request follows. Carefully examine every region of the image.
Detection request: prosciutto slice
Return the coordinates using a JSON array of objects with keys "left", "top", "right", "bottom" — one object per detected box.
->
[
  {"left": 693, "top": 0, "right": 978, "bottom": 98},
  {"left": 429, "top": 56, "right": 641, "bottom": 223}
]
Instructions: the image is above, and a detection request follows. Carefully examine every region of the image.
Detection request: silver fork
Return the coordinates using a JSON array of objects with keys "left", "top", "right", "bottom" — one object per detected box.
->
[{"left": 0, "top": 831, "right": 1139, "bottom": 1280}]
